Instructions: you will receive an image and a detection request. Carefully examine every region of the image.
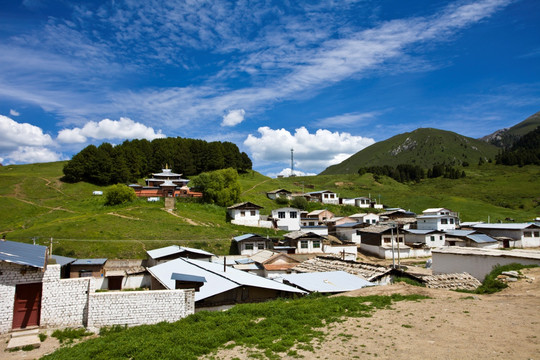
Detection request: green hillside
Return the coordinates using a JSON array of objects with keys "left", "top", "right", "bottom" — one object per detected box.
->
[
  {"left": 321, "top": 128, "right": 498, "bottom": 175},
  {"left": 482, "top": 111, "right": 540, "bottom": 148},
  {"left": 1, "top": 161, "right": 539, "bottom": 259}
]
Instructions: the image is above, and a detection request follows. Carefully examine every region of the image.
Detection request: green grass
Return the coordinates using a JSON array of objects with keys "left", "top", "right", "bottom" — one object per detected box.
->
[
  {"left": 392, "top": 277, "right": 425, "bottom": 287},
  {"left": 475, "top": 263, "right": 538, "bottom": 294},
  {"left": 51, "top": 328, "right": 94, "bottom": 345},
  {"left": 42, "top": 294, "right": 429, "bottom": 360},
  {"left": 1, "top": 161, "right": 539, "bottom": 258}
]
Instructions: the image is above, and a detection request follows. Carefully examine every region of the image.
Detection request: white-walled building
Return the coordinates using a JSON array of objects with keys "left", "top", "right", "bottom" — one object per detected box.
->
[
  {"left": 404, "top": 229, "right": 446, "bottom": 248},
  {"left": 227, "top": 202, "right": 272, "bottom": 228},
  {"left": 232, "top": 234, "right": 273, "bottom": 256},
  {"left": 271, "top": 207, "right": 301, "bottom": 231},
  {"left": 305, "top": 190, "right": 339, "bottom": 205},
  {"left": 416, "top": 208, "right": 459, "bottom": 231},
  {"left": 350, "top": 213, "right": 380, "bottom": 225}
]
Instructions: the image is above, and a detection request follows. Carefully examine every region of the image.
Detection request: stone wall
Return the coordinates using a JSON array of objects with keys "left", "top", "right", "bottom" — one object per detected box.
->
[
  {"left": 41, "top": 265, "right": 92, "bottom": 329},
  {"left": 87, "top": 289, "right": 195, "bottom": 330}
]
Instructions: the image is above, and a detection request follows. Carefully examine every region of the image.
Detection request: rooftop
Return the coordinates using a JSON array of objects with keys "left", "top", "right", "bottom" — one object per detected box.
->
[
  {"left": 281, "top": 271, "right": 374, "bottom": 293},
  {"left": 0, "top": 240, "right": 48, "bottom": 269},
  {"left": 432, "top": 247, "right": 540, "bottom": 259},
  {"left": 292, "top": 257, "right": 391, "bottom": 282}
]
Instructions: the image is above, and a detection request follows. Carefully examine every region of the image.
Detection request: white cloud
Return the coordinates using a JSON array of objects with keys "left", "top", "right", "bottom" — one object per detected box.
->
[
  {"left": 9, "top": 109, "right": 20, "bottom": 116},
  {"left": 316, "top": 111, "right": 382, "bottom": 127},
  {"left": 57, "top": 117, "right": 166, "bottom": 143},
  {"left": 4, "top": 146, "right": 62, "bottom": 164},
  {"left": 221, "top": 109, "right": 246, "bottom": 127},
  {"left": 244, "top": 126, "right": 375, "bottom": 173},
  {"left": 0, "top": 115, "right": 54, "bottom": 152}
]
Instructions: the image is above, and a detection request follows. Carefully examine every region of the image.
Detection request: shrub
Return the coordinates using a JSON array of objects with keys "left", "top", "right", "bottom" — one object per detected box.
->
[
  {"left": 52, "top": 328, "right": 93, "bottom": 344},
  {"left": 104, "top": 184, "right": 137, "bottom": 206},
  {"left": 475, "top": 263, "right": 538, "bottom": 294}
]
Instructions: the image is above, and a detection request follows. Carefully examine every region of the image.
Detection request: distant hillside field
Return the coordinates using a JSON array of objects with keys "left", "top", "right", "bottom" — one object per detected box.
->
[
  {"left": 1, "top": 161, "right": 538, "bottom": 258},
  {"left": 321, "top": 128, "right": 498, "bottom": 175},
  {"left": 482, "top": 111, "right": 540, "bottom": 148}
]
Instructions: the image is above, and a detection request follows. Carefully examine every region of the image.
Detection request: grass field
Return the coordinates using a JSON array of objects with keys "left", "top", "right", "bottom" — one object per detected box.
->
[{"left": 1, "top": 161, "right": 538, "bottom": 258}]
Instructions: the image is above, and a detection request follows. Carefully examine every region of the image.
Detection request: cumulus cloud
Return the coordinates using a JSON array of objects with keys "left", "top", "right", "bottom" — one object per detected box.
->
[
  {"left": 221, "top": 109, "right": 246, "bottom": 127},
  {"left": 9, "top": 109, "right": 20, "bottom": 116},
  {"left": 3, "top": 146, "right": 62, "bottom": 164},
  {"left": 0, "top": 115, "right": 54, "bottom": 152},
  {"left": 270, "top": 168, "right": 317, "bottom": 178},
  {"left": 316, "top": 111, "right": 381, "bottom": 127},
  {"left": 244, "top": 126, "right": 375, "bottom": 173},
  {"left": 57, "top": 117, "right": 165, "bottom": 143}
]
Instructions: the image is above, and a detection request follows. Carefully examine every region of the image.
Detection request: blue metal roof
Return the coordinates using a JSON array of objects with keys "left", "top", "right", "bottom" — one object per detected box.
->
[
  {"left": 171, "top": 273, "right": 206, "bottom": 283},
  {"left": 50, "top": 254, "right": 76, "bottom": 266},
  {"left": 467, "top": 234, "right": 497, "bottom": 243},
  {"left": 233, "top": 233, "right": 264, "bottom": 242},
  {"left": 0, "top": 240, "right": 48, "bottom": 269},
  {"left": 72, "top": 258, "right": 107, "bottom": 266},
  {"left": 281, "top": 271, "right": 374, "bottom": 293},
  {"left": 147, "top": 245, "right": 214, "bottom": 259}
]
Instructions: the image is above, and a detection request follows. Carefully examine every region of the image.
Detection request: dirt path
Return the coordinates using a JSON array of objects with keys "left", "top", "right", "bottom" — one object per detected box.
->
[
  {"left": 40, "top": 177, "right": 69, "bottom": 197},
  {"left": 241, "top": 178, "right": 271, "bottom": 195},
  {"left": 161, "top": 209, "right": 203, "bottom": 226},
  {"left": 107, "top": 212, "right": 142, "bottom": 221}
]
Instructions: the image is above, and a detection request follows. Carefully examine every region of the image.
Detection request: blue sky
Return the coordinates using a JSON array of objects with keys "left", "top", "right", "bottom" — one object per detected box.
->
[{"left": 1, "top": 0, "right": 539, "bottom": 176}]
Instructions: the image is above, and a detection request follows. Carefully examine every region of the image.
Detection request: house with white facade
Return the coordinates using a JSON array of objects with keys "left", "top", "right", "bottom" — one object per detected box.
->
[
  {"left": 283, "top": 231, "right": 325, "bottom": 254},
  {"left": 349, "top": 213, "right": 380, "bottom": 225},
  {"left": 334, "top": 222, "right": 365, "bottom": 244},
  {"left": 227, "top": 202, "right": 272, "bottom": 228},
  {"left": 471, "top": 223, "right": 540, "bottom": 248},
  {"left": 232, "top": 234, "right": 273, "bottom": 256},
  {"left": 416, "top": 208, "right": 459, "bottom": 231},
  {"left": 305, "top": 190, "right": 339, "bottom": 205},
  {"left": 357, "top": 225, "right": 412, "bottom": 259},
  {"left": 404, "top": 229, "right": 446, "bottom": 248},
  {"left": 271, "top": 207, "right": 301, "bottom": 231}
]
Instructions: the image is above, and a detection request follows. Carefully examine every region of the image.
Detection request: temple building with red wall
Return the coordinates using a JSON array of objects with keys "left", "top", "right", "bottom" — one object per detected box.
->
[{"left": 129, "top": 168, "right": 202, "bottom": 199}]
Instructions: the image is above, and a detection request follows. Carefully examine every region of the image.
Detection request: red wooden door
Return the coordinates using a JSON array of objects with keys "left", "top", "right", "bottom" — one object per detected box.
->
[{"left": 12, "top": 282, "right": 42, "bottom": 329}]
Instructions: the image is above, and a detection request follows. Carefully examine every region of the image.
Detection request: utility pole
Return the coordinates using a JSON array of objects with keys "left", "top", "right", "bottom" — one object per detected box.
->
[
  {"left": 391, "top": 225, "right": 395, "bottom": 269},
  {"left": 49, "top": 237, "right": 53, "bottom": 256},
  {"left": 396, "top": 225, "right": 400, "bottom": 269}
]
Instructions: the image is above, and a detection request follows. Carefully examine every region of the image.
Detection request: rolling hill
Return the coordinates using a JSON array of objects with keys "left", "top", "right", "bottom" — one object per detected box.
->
[
  {"left": 321, "top": 128, "right": 498, "bottom": 175},
  {"left": 481, "top": 111, "right": 540, "bottom": 148}
]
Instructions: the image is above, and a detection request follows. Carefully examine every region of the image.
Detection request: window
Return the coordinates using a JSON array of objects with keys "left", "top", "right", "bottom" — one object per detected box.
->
[
  {"left": 383, "top": 237, "right": 391, "bottom": 244},
  {"left": 278, "top": 211, "right": 286, "bottom": 219},
  {"left": 257, "top": 243, "right": 265, "bottom": 249},
  {"left": 240, "top": 211, "right": 245, "bottom": 217},
  {"left": 309, "top": 222, "right": 315, "bottom": 226},
  {"left": 313, "top": 240, "right": 321, "bottom": 248},
  {"left": 534, "top": 231, "right": 540, "bottom": 238},
  {"left": 524, "top": 231, "right": 532, "bottom": 237},
  {"left": 79, "top": 270, "right": 92, "bottom": 278},
  {"left": 440, "top": 235, "right": 444, "bottom": 240},
  {"left": 250, "top": 210, "right": 256, "bottom": 216},
  {"left": 290, "top": 212, "right": 297, "bottom": 219},
  {"left": 430, "top": 236, "right": 435, "bottom": 241},
  {"left": 245, "top": 243, "right": 254, "bottom": 250},
  {"left": 300, "top": 240, "right": 309, "bottom": 249},
  {"left": 441, "top": 218, "right": 448, "bottom": 224},
  {"left": 449, "top": 218, "right": 454, "bottom": 224}
]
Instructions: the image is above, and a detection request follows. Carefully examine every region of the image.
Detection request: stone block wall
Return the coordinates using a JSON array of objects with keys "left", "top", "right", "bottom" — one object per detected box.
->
[
  {"left": 87, "top": 289, "right": 195, "bottom": 329},
  {"left": 41, "top": 264, "right": 92, "bottom": 328}
]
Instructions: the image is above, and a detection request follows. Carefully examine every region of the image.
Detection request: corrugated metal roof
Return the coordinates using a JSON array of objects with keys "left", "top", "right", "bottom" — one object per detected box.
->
[
  {"left": 0, "top": 240, "right": 48, "bottom": 269},
  {"left": 148, "top": 258, "right": 305, "bottom": 302},
  {"left": 233, "top": 233, "right": 266, "bottom": 242},
  {"left": 446, "top": 230, "right": 476, "bottom": 236},
  {"left": 467, "top": 234, "right": 497, "bottom": 243},
  {"left": 50, "top": 254, "right": 76, "bottom": 266},
  {"left": 473, "top": 223, "right": 539, "bottom": 230},
  {"left": 72, "top": 258, "right": 107, "bottom": 265},
  {"left": 405, "top": 229, "right": 442, "bottom": 234},
  {"left": 335, "top": 222, "right": 363, "bottom": 228},
  {"left": 281, "top": 271, "right": 374, "bottom": 293}
]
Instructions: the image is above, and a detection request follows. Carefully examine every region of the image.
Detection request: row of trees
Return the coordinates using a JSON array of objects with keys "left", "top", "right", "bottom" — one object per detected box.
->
[
  {"left": 62, "top": 137, "right": 252, "bottom": 185},
  {"left": 358, "top": 163, "right": 465, "bottom": 183},
  {"left": 496, "top": 126, "right": 540, "bottom": 166}
]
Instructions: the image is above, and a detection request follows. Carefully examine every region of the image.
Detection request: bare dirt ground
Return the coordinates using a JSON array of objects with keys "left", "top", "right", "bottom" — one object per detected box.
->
[{"left": 3, "top": 268, "right": 539, "bottom": 360}]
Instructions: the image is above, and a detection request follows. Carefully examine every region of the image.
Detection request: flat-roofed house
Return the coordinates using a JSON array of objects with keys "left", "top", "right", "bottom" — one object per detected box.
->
[
  {"left": 416, "top": 208, "right": 459, "bottom": 231},
  {"left": 227, "top": 202, "right": 268, "bottom": 227},
  {"left": 305, "top": 190, "right": 339, "bottom": 205},
  {"left": 271, "top": 207, "right": 301, "bottom": 231},
  {"left": 357, "top": 225, "right": 410, "bottom": 259}
]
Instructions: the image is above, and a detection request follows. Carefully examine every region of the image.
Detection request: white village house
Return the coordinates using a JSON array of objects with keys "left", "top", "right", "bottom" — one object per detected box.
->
[
  {"left": 227, "top": 202, "right": 273, "bottom": 228},
  {"left": 416, "top": 208, "right": 459, "bottom": 231},
  {"left": 271, "top": 207, "right": 301, "bottom": 231},
  {"left": 470, "top": 223, "right": 540, "bottom": 248}
]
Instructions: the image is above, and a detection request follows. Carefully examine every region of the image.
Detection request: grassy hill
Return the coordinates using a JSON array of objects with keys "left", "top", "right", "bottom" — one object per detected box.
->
[
  {"left": 1, "top": 161, "right": 539, "bottom": 258},
  {"left": 321, "top": 128, "right": 499, "bottom": 175},
  {"left": 481, "top": 111, "right": 540, "bottom": 148}
]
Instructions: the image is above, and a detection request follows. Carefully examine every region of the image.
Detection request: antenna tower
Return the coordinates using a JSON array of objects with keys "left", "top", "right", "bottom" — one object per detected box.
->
[{"left": 290, "top": 148, "right": 294, "bottom": 177}]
